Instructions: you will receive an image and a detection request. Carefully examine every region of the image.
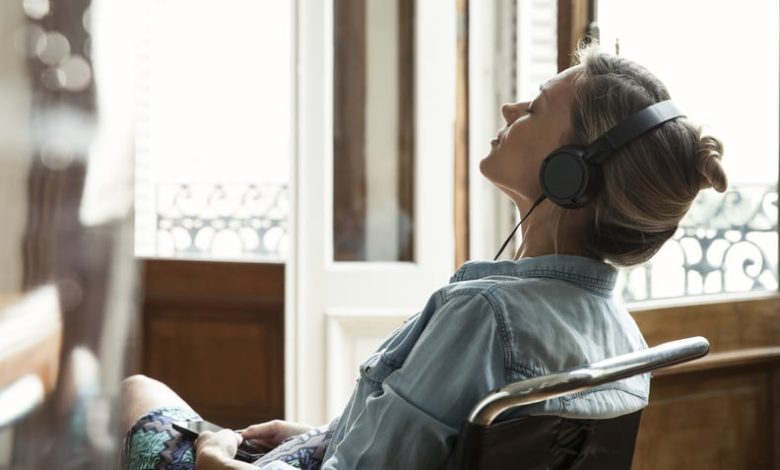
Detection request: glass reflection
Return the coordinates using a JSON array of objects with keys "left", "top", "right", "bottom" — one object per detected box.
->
[
  {"left": 333, "top": 0, "right": 415, "bottom": 262},
  {"left": 1, "top": 0, "right": 136, "bottom": 467},
  {"left": 22, "top": 0, "right": 49, "bottom": 20},
  {"left": 36, "top": 31, "right": 70, "bottom": 65}
]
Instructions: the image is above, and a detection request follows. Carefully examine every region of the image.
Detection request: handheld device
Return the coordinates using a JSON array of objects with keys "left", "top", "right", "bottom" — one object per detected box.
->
[{"left": 172, "top": 420, "right": 266, "bottom": 463}]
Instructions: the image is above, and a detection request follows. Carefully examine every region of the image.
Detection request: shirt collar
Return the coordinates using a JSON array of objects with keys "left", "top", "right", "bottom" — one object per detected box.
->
[{"left": 450, "top": 254, "right": 618, "bottom": 295}]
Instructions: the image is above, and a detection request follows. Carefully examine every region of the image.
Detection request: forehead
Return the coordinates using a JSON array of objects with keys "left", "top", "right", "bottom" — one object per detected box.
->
[{"left": 539, "top": 65, "right": 580, "bottom": 108}]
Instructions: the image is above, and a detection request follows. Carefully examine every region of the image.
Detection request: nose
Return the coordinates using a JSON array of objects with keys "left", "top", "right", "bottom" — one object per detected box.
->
[{"left": 501, "top": 102, "right": 526, "bottom": 125}]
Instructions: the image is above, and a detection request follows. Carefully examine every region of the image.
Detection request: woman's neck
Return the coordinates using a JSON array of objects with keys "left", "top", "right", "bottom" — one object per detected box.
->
[{"left": 513, "top": 200, "right": 594, "bottom": 260}]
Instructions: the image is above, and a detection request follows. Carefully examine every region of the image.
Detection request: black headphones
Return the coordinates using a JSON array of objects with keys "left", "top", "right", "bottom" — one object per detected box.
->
[
  {"left": 493, "top": 100, "right": 684, "bottom": 260},
  {"left": 538, "top": 100, "right": 684, "bottom": 209}
]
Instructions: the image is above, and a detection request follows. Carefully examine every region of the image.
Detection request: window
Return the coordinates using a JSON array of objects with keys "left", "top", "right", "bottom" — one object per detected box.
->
[
  {"left": 598, "top": 0, "right": 779, "bottom": 301},
  {"left": 472, "top": 0, "right": 778, "bottom": 302},
  {"left": 468, "top": 0, "right": 559, "bottom": 262},
  {"left": 332, "top": 0, "right": 415, "bottom": 262},
  {"left": 133, "top": 0, "right": 293, "bottom": 261}
]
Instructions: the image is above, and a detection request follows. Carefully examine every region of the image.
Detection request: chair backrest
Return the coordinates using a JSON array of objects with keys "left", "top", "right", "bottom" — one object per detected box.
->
[
  {"left": 452, "top": 337, "right": 710, "bottom": 470},
  {"left": 454, "top": 410, "right": 642, "bottom": 470}
]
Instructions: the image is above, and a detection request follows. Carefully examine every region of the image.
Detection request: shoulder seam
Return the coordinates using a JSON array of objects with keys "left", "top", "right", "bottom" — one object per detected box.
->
[
  {"left": 477, "top": 275, "right": 613, "bottom": 299},
  {"left": 479, "top": 291, "right": 517, "bottom": 383}
]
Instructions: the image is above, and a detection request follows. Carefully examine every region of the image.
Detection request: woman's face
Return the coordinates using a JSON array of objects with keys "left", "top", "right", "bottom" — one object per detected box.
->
[{"left": 480, "top": 66, "right": 579, "bottom": 205}]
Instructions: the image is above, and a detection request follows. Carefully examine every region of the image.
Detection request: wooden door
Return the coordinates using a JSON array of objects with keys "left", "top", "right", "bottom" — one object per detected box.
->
[{"left": 142, "top": 260, "right": 284, "bottom": 429}]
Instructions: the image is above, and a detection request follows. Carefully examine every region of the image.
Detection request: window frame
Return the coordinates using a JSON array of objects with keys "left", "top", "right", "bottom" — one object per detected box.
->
[{"left": 558, "top": 0, "right": 780, "bottom": 328}]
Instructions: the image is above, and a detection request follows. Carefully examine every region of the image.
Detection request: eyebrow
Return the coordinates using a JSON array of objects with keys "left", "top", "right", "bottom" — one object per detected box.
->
[{"left": 536, "top": 83, "right": 549, "bottom": 105}]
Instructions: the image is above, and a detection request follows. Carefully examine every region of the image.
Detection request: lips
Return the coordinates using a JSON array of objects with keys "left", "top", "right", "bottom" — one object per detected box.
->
[{"left": 491, "top": 129, "right": 506, "bottom": 146}]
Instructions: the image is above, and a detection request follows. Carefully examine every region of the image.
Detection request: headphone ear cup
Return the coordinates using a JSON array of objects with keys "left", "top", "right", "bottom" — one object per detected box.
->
[{"left": 539, "top": 146, "right": 596, "bottom": 209}]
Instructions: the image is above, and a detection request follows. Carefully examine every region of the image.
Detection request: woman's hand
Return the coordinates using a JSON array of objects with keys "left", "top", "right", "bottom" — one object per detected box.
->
[
  {"left": 194, "top": 429, "right": 242, "bottom": 469},
  {"left": 239, "top": 420, "right": 313, "bottom": 450}
]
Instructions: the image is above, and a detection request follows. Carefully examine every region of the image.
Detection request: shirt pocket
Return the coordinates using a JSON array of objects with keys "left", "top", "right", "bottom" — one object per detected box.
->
[{"left": 358, "top": 351, "right": 396, "bottom": 385}]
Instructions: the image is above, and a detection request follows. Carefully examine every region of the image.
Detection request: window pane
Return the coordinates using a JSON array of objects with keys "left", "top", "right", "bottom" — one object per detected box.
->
[
  {"left": 333, "top": 0, "right": 415, "bottom": 262},
  {"left": 516, "top": 0, "right": 557, "bottom": 101},
  {"left": 598, "top": 0, "right": 779, "bottom": 300},
  {"left": 134, "top": 0, "right": 292, "bottom": 261}
]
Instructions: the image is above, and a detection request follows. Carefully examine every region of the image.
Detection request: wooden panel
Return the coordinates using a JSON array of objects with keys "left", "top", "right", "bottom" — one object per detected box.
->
[
  {"left": 333, "top": 0, "right": 415, "bottom": 262},
  {"left": 454, "top": 0, "right": 469, "bottom": 267},
  {"left": 656, "top": 348, "right": 780, "bottom": 377},
  {"left": 634, "top": 367, "right": 775, "bottom": 470},
  {"left": 772, "top": 366, "right": 780, "bottom": 469},
  {"left": 630, "top": 296, "right": 780, "bottom": 469},
  {"left": 144, "top": 259, "right": 284, "bottom": 302},
  {"left": 145, "top": 308, "right": 282, "bottom": 429},
  {"left": 556, "top": 0, "right": 590, "bottom": 71},
  {"left": 142, "top": 260, "right": 284, "bottom": 429},
  {"left": 632, "top": 295, "right": 780, "bottom": 352},
  {"left": 398, "top": 0, "right": 415, "bottom": 262},
  {"left": 333, "top": 0, "right": 368, "bottom": 261}
]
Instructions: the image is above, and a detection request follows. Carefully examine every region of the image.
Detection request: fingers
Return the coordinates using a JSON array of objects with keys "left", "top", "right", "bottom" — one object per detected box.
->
[
  {"left": 239, "top": 420, "right": 314, "bottom": 450},
  {"left": 195, "top": 429, "right": 242, "bottom": 458},
  {"left": 240, "top": 420, "right": 283, "bottom": 449},
  {"left": 241, "top": 420, "right": 278, "bottom": 437}
]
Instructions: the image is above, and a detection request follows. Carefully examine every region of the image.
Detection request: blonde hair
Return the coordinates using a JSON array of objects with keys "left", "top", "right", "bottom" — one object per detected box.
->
[{"left": 570, "top": 45, "right": 728, "bottom": 266}]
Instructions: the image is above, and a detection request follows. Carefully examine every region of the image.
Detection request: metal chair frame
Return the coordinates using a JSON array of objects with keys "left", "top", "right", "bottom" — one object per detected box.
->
[
  {"left": 454, "top": 337, "right": 710, "bottom": 469},
  {"left": 468, "top": 337, "right": 710, "bottom": 426}
]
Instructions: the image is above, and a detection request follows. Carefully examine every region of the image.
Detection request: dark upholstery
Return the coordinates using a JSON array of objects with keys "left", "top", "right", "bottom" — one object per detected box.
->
[{"left": 452, "top": 410, "right": 642, "bottom": 470}]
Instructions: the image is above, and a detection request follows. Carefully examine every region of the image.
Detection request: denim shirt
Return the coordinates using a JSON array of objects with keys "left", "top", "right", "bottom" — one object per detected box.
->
[{"left": 281, "top": 255, "right": 649, "bottom": 469}]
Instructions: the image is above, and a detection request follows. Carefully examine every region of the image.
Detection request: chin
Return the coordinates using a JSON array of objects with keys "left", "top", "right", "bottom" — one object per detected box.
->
[
  {"left": 479, "top": 156, "right": 508, "bottom": 185},
  {"left": 478, "top": 154, "right": 493, "bottom": 178}
]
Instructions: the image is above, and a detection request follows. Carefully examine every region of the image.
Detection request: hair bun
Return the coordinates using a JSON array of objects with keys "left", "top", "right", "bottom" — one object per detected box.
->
[{"left": 696, "top": 134, "right": 727, "bottom": 193}]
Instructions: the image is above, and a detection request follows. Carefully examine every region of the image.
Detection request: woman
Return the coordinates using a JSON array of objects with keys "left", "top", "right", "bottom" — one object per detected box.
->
[{"left": 121, "top": 44, "right": 727, "bottom": 469}]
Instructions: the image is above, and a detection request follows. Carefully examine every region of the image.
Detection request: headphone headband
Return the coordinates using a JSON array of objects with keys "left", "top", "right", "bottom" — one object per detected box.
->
[
  {"left": 538, "top": 100, "right": 685, "bottom": 209},
  {"left": 586, "top": 100, "right": 685, "bottom": 164}
]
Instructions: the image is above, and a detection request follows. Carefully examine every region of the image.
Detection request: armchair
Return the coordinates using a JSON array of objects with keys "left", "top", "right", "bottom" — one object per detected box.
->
[{"left": 453, "top": 337, "right": 710, "bottom": 469}]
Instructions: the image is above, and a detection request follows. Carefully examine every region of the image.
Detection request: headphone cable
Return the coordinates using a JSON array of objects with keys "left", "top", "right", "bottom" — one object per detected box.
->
[{"left": 493, "top": 194, "right": 546, "bottom": 261}]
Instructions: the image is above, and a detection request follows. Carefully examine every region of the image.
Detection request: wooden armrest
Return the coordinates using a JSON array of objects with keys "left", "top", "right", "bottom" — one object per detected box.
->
[
  {"left": 0, "top": 286, "right": 62, "bottom": 414},
  {"left": 0, "top": 375, "right": 45, "bottom": 428},
  {"left": 653, "top": 347, "right": 780, "bottom": 376}
]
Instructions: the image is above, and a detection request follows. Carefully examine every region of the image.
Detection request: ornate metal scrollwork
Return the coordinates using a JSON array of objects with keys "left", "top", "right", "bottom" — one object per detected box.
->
[
  {"left": 155, "top": 182, "right": 778, "bottom": 301},
  {"left": 619, "top": 184, "right": 778, "bottom": 302},
  {"left": 155, "top": 183, "right": 289, "bottom": 260}
]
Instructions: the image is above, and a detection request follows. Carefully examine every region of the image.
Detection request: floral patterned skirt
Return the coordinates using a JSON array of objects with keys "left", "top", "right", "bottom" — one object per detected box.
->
[{"left": 123, "top": 407, "right": 336, "bottom": 470}]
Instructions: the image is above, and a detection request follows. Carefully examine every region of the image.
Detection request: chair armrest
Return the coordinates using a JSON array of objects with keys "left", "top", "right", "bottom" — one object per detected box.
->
[
  {"left": 468, "top": 336, "right": 710, "bottom": 426},
  {"left": 0, "top": 286, "right": 62, "bottom": 429},
  {"left": 0, "top": 375, "right": 45, "bottom": 429}
]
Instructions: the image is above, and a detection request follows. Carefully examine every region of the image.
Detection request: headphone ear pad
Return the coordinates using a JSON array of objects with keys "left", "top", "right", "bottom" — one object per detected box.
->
[{"left": 539, "top": 146, "right": 598, "bottom": 209}]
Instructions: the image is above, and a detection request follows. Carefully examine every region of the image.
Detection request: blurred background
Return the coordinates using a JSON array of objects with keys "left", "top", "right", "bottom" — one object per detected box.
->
[
  {"left": 0, "top": 0, "right": 777, "bottom": 468},
  {"left": 1, "top": 0, "right": 136, "bottom": 467}
]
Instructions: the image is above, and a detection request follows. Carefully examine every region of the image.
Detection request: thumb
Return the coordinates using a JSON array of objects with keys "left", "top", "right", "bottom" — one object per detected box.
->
[
  {"left": 240, "top": 421, "right": 282, "bottom": 449},
  {"left": 227, "top": 429, "right": 243, "bottom": 446}
]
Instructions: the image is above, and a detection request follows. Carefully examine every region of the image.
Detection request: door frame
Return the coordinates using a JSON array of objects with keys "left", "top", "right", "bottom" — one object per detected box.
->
[{"left": 287, "top": 0, "right": 457, "bottom": 423}]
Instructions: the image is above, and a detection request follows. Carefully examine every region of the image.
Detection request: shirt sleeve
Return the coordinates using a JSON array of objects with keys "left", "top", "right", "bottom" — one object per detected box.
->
[{"left": 321, "top": 291, "right": 506, "bottom": 469}]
